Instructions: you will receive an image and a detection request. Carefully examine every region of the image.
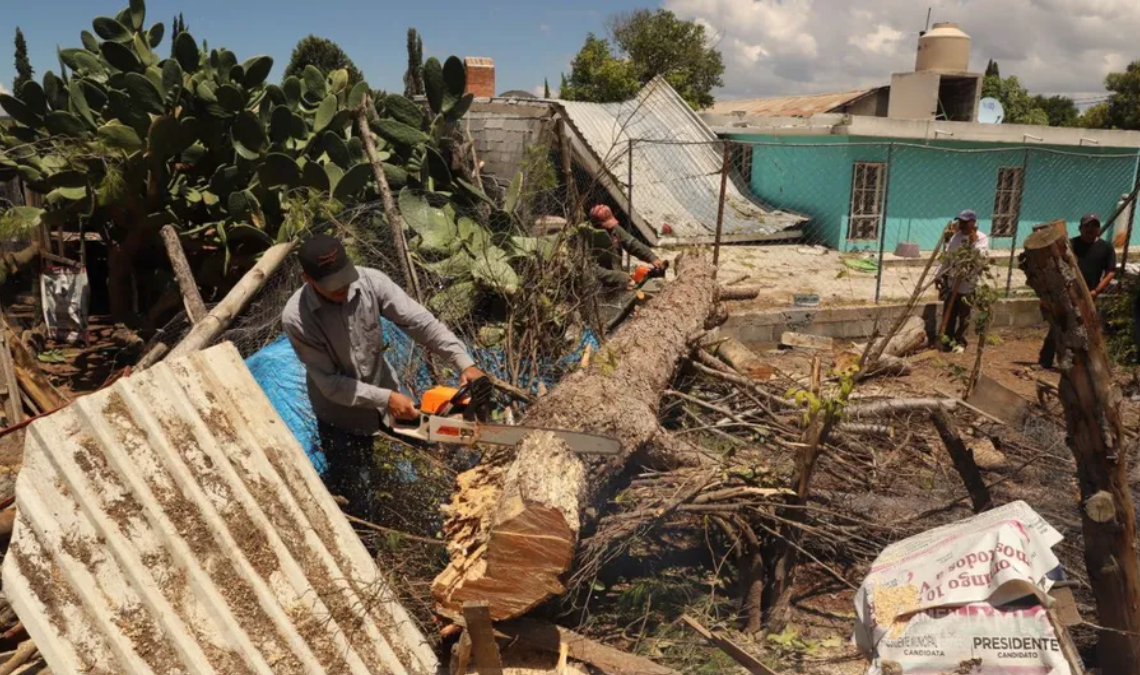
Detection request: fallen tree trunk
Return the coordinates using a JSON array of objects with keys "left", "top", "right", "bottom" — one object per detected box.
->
[
  {"left": 499, "top": 620, "right": 681, "bottom": 675},
  {"left": 845, "top": 398, "right": 956, "bottom": 418},
  {"left": 718, "top": 286, "right": 760, "bottom": 301},
  {"left": 433, "top": 252, "right": 720, "bottom": 621},
  {"left": 1020, "top": 222, "right": 1140, "bottom": 673},
  {"left": 166, "top": 242, "right": 294, "bottom": 361},
  {"left": 867, "top": 315, "right": 926, "bottom": 358}
]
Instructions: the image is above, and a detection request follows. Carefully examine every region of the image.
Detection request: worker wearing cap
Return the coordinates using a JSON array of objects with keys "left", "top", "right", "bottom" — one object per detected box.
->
[
  {"left": 935, "top": 210, "right": 990, "bottom": 352},
  {"left": 1039, "top": 214, "right": 1116, "bottom": 368},
  {"left": 587, "top": 204, "right": 664, "bottom": 289},
  {"left": 282, "top": 234, "right": 484, "bottom": 520}
]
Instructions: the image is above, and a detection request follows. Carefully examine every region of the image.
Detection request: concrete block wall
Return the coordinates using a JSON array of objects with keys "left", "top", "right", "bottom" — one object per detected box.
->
[{"left": 721, "top": 297, "right": 1043, "bottom": 345}]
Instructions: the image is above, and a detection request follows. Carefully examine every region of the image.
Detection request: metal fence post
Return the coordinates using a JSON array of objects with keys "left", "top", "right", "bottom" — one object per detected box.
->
[
  {"left": 714, "top": 141, "right": 730, "bottom": 269},
  {"left": 873, "top": 143, "right": 895, "bottom": 304},
  {"left": 1005, "top": 148, "right": 1031, "bottom": 296},
  {"left": 626, "top": 139, "right": 634, "bottom": 272},
  {"left": 1120, "top": 153, "right": 1140, "bottom": 276}
]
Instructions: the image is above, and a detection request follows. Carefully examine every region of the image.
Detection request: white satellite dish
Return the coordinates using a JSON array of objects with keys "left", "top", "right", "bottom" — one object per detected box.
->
[{"left": 978, "top": 97, "right": 1005, "bottom": 124}]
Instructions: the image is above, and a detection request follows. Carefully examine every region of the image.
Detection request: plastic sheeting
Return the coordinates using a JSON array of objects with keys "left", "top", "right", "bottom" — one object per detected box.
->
[{"left": 245, "top": 319, "right": 599, "bottom": 475}]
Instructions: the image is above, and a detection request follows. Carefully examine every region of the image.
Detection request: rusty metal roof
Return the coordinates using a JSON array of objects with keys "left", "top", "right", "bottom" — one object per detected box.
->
[
  {"left": 705, "top": 89, "right": 879, "bottom": 117},
  {"left": 558, "top": 77, "right": 805, "bottom": 245},
  {"left": 2, "top": 342, "right": 438, "bottom": 675}
]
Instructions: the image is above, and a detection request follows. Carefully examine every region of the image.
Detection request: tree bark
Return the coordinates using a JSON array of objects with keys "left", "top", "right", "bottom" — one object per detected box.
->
[
  {"left": 929, "top": 410, "right": 992, "bottom": 513},
  {"left": 166, "top": 242, "right": 294, "bottom": 361},
  {"left": 1019, "top": 221, "right": 1140, "bottom": 673},
  {"left": 432, "top": 253, "right": 719, "bottom": 621},
  {"left": 867, "top": 316, "right": 926, "bottom": 359},
  {"left": 159, "top": 225, "right": 207, "bottom": 324}
]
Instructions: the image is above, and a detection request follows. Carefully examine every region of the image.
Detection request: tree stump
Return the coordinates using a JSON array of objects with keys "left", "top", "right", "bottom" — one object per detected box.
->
[
  {"left": 432, "top": 253, "right": 720, "bottom": 620},
  {"left": 1019, "top": 221, "right": 1140, "bottom": 673}
]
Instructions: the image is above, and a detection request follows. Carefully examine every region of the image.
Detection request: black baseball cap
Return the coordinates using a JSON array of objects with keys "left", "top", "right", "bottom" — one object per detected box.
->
[
  {"left": 299, "top": 234, "right": 359, "bottom": 291},
  {"left": 1080, "top": 214, "right": 1101, "bottom": 228}
]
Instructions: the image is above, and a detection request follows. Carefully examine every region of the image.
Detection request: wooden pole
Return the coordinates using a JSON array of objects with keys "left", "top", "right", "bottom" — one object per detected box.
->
[
  {"left": 557, "top": 117, "right": 579, "bottom": 222},
  {"left": 356, "top": 95, "right": 423, "bottom": 302},
  {"left": 160, "top": 225, "right": 207, "bottom": 324},
  {"left": 714, "top": 142, "right": 730, "bottom": 269},
  {"left": 1019, "top": 221, "right": 1140, "bottom": 673},
  {"left": 166, "top": 242, "right": 294, "bottom": 361},
  {"left": 929, "top": 410, "right": 992, "bottom": 512},
  {"left": 461, "top": 602, "right": 503, "bottom": 675}
]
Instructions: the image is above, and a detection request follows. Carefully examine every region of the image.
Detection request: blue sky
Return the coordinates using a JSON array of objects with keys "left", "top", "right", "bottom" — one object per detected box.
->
[{"left": 1, "top": 0, "right": 648, "bottom": 97}]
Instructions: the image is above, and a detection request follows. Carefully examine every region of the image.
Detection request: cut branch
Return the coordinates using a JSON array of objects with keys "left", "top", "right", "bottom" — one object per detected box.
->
[
  {"left": 929, "top": 410, "right": 992, "bottom": 513},
  {"left": 433, "top": 253, "right": 719, "bottom": 621},
  {"left": 160, "top": 225, "right": 207, "bottom": 324},
  {"left": 167, "top": 242, "right": 294, "bottom": 361}
]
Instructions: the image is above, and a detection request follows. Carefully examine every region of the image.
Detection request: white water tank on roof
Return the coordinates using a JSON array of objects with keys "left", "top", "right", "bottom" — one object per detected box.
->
[{"left": 915, "top": 22, "right": 971, "bottom": 73}]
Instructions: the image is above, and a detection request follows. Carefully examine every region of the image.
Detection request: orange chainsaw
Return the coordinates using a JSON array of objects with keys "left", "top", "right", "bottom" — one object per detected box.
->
[
  {"left": 384, "top": 377, "right": 621, "bottom": 455},
  {"left": 631, "top": 260, "right": 669, "bottom": 285}
]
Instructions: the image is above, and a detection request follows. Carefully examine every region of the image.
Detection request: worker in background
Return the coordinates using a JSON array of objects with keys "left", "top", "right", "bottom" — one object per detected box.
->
[
  {"left": 1039, "top": 214, "right": 1116, "bottom": 368},
  {"left": 587, "top": 204, "right": 664, "bottom": 289},
  {"left": 935, "top": 210, "right": 990, "bottom": 353},
  {"left": 282, "top": 234, "right": 484, "bottom": 521}
]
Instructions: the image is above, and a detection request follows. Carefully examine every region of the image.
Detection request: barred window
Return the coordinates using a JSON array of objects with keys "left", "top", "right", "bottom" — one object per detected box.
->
[
  {"left": 991, "top": 167, "right": 1025, "bottom": 237},
  {"left": 848, "top": 162, "right": 886, "bottom": 240}
]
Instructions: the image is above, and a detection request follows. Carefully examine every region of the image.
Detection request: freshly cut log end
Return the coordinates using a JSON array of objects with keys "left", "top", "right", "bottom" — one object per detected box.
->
[
  {"left": 434, "top": 431, "right": 582, "bottom": 621},
  {"left": 433, "top": 253, "right": 720, "bottom": 622}
]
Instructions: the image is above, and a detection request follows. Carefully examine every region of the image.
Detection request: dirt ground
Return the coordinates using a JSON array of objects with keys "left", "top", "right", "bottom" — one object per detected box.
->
[
  {"left": 655, "top": 244, "right": 1032, "bottom": 309},
  {"left": 618, "top": 324, "right": 1137, "bottom": 674}
]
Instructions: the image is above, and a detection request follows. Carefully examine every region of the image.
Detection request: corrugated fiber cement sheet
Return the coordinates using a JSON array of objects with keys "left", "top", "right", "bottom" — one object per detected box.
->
[
  {"left": 2, "top": 342, "right": 439, "bottom": 675},
  {"left": 560, "top": 77, "right": 805, "bottom": 244}
]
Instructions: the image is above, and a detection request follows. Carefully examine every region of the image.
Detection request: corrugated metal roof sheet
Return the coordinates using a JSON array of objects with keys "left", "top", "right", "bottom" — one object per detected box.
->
[
  {"left": 558, "top": 77, "right": 805, "bottom": 245},
  {"left": 705, "top": 89, "right": 877, "bottom": 117},
  {"left": 2, "top": 342, "right": 438, "bottom": 675}
]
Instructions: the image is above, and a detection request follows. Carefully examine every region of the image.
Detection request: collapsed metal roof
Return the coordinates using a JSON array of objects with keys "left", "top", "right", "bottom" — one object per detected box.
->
[
  {"left": 557, "top": 76, "right": 805, "bottom": 245},
  {"left": 704, "top": 88, "right": 883, "bottom": 117},
  {"left": 2, "top": 342, "right": 438, "bottom": 675}
]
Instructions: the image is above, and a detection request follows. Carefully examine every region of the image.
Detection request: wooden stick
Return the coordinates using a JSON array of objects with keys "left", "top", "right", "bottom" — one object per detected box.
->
[
  {"left": 160, "top": 225, "right": 207, "bottom": 324},
  {"left": 718, "top": 286, "right": 760, "bottom": 301},
  {"left": 462, "top": 602, "right": 503, "bottom": 675},
  {"left": 0, "top": 641, "right": 35, "bottom": 675},
  {"left": 844, "top": 398, "right": 956, "bottom": 418},
  {"left": 498, "top": 620, "right": 681, "bottom": 675},
  {"left": 680, "top": 615, "right": 780, "bottom": 675},
  {"left": 357, "top": 96, "right": 422, "bottom": 302},
  {"left": 865, "top": 227, "right": 947, "bottom": 370},
  {"left": 931, "top": 387, "right": 1007, "bottom": 426},
  {"left": 166, "top": 242, "right": 294, "bottom": 361}
]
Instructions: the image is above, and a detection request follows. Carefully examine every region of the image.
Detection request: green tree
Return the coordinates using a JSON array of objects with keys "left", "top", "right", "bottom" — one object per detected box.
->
[
  {"left": 1104, "top": 60, "right": 1140, "bottom": 130},
  {"left": 1030, "top": 94, "right": 1079, "bottom": 127},
  {"left": 1079, "top": 102, "right": 1111, "bottom": 129},
  {"left": 403, "top": 28, "right": 424, "bottom": 98},
  {"left": 609, "top": 9, "right": 724, "bottom": 109},
  {"left": 284, "top": 35, "right": 363, "bottom": 87},
  {"left": 543, "top": 78, "right": 551, "bottom": 98},
  {"left": 559, "top": 34, "right": 639, "bottom": 104},
  {"left": 984, "top": 59, "right": 1000, "bottom": 78},
  {"left": 13, "top": 28, "right": 33, "bottom": 93},
  {"left": 982, "top": 74, "right": 1048, "bottom": 125}
]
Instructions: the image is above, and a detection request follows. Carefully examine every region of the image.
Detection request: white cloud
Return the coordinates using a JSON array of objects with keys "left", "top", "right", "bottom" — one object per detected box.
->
[
  {"left": 665, "top": 0, "right": 1140, "bottom": 99},
  {"left": 533, "top": 83, "right": 559, "bottom": 98},
  {"left": 852, "top": 24, "right": 904, "bottom": 57}
]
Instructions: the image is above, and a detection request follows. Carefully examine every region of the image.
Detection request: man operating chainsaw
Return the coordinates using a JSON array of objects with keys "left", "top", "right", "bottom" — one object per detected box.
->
[
  {"left": 282, "top": 234, "right": 484, "bottom": 522},
  {"left": 586, "top": 204, "right": 664, "bottom": 290}
]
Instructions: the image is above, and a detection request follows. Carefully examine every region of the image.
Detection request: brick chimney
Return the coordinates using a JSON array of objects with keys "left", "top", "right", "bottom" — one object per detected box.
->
[{"left": 464, "top": 57, "right": 495, "bottom": 99}]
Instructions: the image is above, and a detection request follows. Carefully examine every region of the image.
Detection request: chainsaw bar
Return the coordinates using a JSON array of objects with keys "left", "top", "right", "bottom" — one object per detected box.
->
[{"left": 388, "top": 414, "right": 622, "bottom": 456}]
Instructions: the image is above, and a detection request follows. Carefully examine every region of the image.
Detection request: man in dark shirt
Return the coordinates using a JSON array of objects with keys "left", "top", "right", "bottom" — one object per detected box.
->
[
  {"left": 586, "top": 204, "right": 663, "bottom": 289},
  {"left": 1039, "top": 214, "right": 1116, "bottom": 368}
]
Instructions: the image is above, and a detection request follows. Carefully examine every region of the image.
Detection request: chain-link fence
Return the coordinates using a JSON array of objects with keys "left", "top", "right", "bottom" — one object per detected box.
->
[{"left": 628, "top": 137, "right": 1140, "bottom": 306}]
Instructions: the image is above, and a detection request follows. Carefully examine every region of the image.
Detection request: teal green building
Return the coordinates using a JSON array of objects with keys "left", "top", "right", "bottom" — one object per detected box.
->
[{"left": 718, "top": 122, "right": 1140, "bottom": 253}]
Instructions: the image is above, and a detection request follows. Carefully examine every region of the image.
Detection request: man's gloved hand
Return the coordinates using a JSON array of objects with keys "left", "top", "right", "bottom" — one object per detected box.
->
[
  {"left": 387, "top": 391, "right": 419, "bottom": 421},
  {"left": 652, "top": 259, "right": 665, "bottom": 270}
]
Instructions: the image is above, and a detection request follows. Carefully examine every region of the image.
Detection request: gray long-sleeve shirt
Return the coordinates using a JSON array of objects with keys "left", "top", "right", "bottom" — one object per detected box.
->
[{"left": 282, "top": 267, "right": 475, "bottom": 435}]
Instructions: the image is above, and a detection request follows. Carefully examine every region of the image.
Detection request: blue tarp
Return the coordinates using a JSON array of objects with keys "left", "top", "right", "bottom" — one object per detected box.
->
[{"left": 245, "top": 319, "right": 599, "bottom": 475}]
